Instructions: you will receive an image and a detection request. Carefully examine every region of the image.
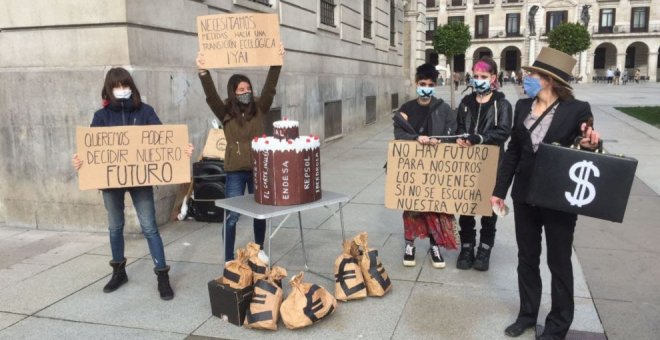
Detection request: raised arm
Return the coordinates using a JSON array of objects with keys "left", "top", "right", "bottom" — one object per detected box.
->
[
  {"left": 197, "top": 52, "right": 227, "bottom": 121},
  {"left": 258, "top": 65, "right": 282, "bottom": 114}
]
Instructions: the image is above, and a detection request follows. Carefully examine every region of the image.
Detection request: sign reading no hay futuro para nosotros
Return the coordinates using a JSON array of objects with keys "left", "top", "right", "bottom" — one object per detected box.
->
[
  {"left": 197, "top": 13, "right": 283, "bottom": 69},
  {"left": 385, "top": 141, "right": 500, "bottom": 216},
  {"left": 76, "top": 125, "right": 191, "bottom": 190}
]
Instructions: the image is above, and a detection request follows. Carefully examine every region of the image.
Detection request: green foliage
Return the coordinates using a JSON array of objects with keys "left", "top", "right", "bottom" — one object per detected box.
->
[
  {"left": 615, "top": 106, "right": 660, "bottom": 128},
  {"left": 432, "top": 22, "right": 471, "bottom": 58},
  {"left": 548, "top": 22, "right": 591, "bottom": 55}
]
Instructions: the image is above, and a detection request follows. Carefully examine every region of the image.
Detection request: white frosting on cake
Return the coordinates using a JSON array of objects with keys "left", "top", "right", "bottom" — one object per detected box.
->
[
  {"left": 252, "top": 136, "right": 297, "bottom": 152},
  {"left": 293, "top": 136, "right": 321, "bottom": 152},
  {"left": 273, "top": 120, "right": 299, "bottom": 129}
]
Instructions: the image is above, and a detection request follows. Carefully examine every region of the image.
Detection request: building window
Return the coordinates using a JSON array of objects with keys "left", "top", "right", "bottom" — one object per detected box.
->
[
  {"left": 625, "top": 46, "right": 636, "bottom": 68},
  {"left": 448, "top": 16, "right": 464, "bottom": 24},
  {"left": 426, "top": 0, "right": 436, "bottom": 8},
  {"left": 477, "top": 0, "right": 491, "bottom": 4},
  {"left": 426, "top": 17, "right": 437, "bottom": 40},
  {"left": 506, "top": 13, "right": 520, "bottom": 36},
  {"left": 363, "top": 0, "right": 372, "bottom": 38},
  {"left": 320, "top": 0, "right": 336, "bottom": 27},
  {"left": 599, "top": 9, "right": 615, "bottom": 33},
  {"left": 475, "top": 15, "right": 489, "bottom": 38},
  {"left": 449, "top": 0, "right": 465, "bottom": 7},
  {"left": 247, "top": 0, "right": 272, "bottom": 6},
  {"left": 390, "top": 0, "right": 396, "bottom": 47},
  {"left": 631, "top": 7, "right": 649, "bottom": 32},
  {"left": 594, "top": 47, "right": 606, "bottom": 69},
  {"left": 545, "top": 10, "right": 567, "bottom": 34}
]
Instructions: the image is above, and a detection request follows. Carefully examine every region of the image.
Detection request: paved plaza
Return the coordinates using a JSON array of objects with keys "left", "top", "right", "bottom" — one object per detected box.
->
[{"left": 0, "top": 83, "right": 659, "bottom": 339}]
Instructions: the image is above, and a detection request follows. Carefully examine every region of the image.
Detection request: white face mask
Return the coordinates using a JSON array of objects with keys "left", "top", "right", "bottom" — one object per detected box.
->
[{"left": 113, "top": 88, "right": 132, "bottom": 99}]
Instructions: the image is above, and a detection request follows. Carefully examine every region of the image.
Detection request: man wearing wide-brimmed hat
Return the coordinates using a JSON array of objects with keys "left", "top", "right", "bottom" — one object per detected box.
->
[{"left": 490, "top": 47, "right": 601, "bottom": 340}]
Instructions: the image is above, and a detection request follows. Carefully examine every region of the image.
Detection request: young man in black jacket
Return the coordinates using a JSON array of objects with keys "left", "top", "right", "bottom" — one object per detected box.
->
[
  {"left": 393, "top": 63, "right": 457, "bottom": 269},
  {"left": 455, "top": 57, "right": 513, "bottom": 271}
]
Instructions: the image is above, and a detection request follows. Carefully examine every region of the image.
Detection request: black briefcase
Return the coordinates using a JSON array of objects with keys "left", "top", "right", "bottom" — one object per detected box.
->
[{"left": 527, "top": 142, "right": 637, "bottom": 223}]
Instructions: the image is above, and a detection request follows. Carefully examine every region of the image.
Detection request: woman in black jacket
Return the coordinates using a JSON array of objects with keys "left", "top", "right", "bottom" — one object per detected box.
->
[
  {"left": 72, "top": 68, "right": 193, "bottom": 300},
  {"left": 491, "top": 48, "right": 600, "bottom": 340},
  {"left": 455, "top": 57, "right": 513, "bottom": 272}
]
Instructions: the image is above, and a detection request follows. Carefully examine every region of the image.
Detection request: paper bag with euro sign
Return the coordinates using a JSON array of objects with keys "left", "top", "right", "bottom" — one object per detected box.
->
[
  {"left": 353, "top": 232, "right": 392, "bottom": 297},
  {"left": 334, "top": 240, "right": 367, "bottom": 301},
  {"left": 219, "top": 248, "right": 253, "bottom": 290},
  {"left": 201, "top": 128, "right": 226, "bottom": 160},
  {"left": 246, "top": 242, "right": 268, "bottom": 285},
  {"left": 280, "top": 272, "right": 337, "bottom": 330},
  {"left": 244, "top": 266, "right": 288, "bottom": 331}
]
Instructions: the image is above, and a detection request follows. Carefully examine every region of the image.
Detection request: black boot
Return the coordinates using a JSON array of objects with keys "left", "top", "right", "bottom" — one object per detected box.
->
[
  {"left": 154, "top": 266, "right": 174, "bottom": 300},
  {"left": 103, "top": 258, "right": 128, "bottom": 293},
  {"left": 473, "top": 243, "right": 492, "bottom": 271},
  {"left": 456, "top": 243, "right": 475, "bottom": 270}
]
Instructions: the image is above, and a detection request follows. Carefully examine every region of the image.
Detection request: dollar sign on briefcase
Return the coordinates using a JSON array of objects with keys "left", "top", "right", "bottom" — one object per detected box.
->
[{"left": 565, "top": 160, "right": 600, "bottom": 207}]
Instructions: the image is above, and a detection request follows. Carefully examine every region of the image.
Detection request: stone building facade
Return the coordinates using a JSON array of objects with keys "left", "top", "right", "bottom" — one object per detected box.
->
[
  {"left": 424, "top": 0, "right": 659, "bottom": 82},
  {"left": 0, "top": 0, "right": 423, "bottom": 232}
]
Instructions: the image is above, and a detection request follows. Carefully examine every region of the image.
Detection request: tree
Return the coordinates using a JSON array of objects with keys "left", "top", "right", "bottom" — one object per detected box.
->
[
  {"left": 548, "top": 22, "right": 591, "bottom": 56},
  {"left": 432, "top": 22, "right": 471, "bottom": 109}
]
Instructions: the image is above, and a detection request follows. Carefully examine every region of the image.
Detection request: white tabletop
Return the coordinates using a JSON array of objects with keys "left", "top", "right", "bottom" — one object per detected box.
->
[{"left": 214, "top": 190, "right": 350, "bottom": 219}]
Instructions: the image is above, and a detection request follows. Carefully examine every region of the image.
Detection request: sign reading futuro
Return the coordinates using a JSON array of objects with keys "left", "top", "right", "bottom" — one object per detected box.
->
[
  {"left": 385, "top": 141, "right": 500, "bottom": 216},
  {"left": 76, "top": 125, "right": 191, "bottom": 190}
]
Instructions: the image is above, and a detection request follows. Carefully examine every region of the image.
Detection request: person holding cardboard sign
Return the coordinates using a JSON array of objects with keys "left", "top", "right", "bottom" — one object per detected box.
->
[
  {"left": 72, "top": 67, "right": 194, "bottom": 301},
  {"left": 196, "top": 42, "right": 284, "bottom": 264},
  {"left": 393, "top": 63, "right": 458, "bottom": 269},
  {"left": 490, "top": 48, "right": 600, "bottom": 339},
  {"left": 455, "top": 57, "right": 513, "bottom": 272}
]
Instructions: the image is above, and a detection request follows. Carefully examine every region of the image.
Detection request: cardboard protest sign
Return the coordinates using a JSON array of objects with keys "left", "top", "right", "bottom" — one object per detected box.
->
[
  {"left": 197, "top": 13, "right": 283, "bottom": 68},
  {"left": 202, "top": 129, "right": 227, "bottom": 159},
  {"left": 76, "top": 125, "right": 191, "bottom": 190},
  {"left": 385, "top": 141, "right": 499, "bottom": 216}
]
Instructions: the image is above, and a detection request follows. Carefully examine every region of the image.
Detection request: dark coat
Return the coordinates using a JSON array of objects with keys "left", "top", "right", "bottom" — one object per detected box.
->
[
  {"left": 199, "top": 66, "right": 281, "bottom": 172},
  {"left": 456, "top": 91, "right": 513, "bottom": 147},
  {"left": 91, "top": 99, "right": 161, "bottom": 127},
  {"left": 493, "top": 98, "right": 593, "bottom": 202},
  {"left": 393, "top": 97, "right": 457, "bottom": 140}
]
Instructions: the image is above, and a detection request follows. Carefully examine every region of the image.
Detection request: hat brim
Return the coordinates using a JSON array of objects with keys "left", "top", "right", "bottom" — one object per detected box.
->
[{"left": 522, "top": 66, "right": 573, "bottom": 89}]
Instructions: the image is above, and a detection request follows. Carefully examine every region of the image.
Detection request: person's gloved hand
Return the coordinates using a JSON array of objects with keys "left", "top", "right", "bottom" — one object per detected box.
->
[{"left": 466, "top": 134, "right": 482, "bottom": 145}]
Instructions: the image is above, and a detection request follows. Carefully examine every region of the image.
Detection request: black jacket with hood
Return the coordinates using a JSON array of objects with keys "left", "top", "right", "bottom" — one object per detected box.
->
[{"left": 456, "top": 91, "right": 513, "bottom": 148}]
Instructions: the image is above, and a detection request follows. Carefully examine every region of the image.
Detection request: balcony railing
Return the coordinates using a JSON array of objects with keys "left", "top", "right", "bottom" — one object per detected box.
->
[
  {"left": 474, "top": 0, "right": 495, "bottom": 6},
  {"left": 447, "top": 0, "right": 466, "bottom": 8},
  {"left": 592, "top": 24, "right": 660, "bottom": 34},
  {"left": 472, "top": 29, "right": 526, "bottom": 39}
]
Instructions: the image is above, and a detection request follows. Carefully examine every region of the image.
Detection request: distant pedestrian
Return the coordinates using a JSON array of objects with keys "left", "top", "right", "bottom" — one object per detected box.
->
[
  {"left": 454, "top": 72, "right": 460, "bottom": 90},
  {"left": 614, "top": 68, "right": 621, "bottom": 85},
  {"left": 622, "top": 69, "right": 629, "bottom": 85},
  {"left": 606, "top": 68, "right": 614, "bottom": 84},
  {"left": 498, "top": 71, "right": 504, "bottom": 87},
  {"left": 635, "top": 69, "right": 641, "bottom": 83}
]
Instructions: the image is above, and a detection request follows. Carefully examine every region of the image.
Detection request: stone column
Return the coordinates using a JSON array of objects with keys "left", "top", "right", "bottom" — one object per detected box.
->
[
  {"left": 649, "top": 52, "right": 658, "bottom": 82},
  {"left": 579, "top": 51, "right": 588, "bottom": 82},
  {"left": 528, "top": 37, "right": 537, "bottom": 65},
  {"left": 616, "top": 53, "right": 626, "bottom": 70}
]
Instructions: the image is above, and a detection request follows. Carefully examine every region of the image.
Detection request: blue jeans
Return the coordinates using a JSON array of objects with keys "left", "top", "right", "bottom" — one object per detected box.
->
[
  {"left": 224, "top": 171, "right": 266, "bottom": 261},
  {"left": 102, "top": 187, "right": 167, "bottom": 269}
]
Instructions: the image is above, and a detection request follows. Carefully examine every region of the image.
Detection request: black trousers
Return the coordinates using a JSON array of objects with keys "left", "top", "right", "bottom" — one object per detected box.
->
[
  {"left": 513, "top": 201, "right": 577, "bottom": 338},
  {"left": 458, "top": 214, "right": 497, "bottom": 246}
]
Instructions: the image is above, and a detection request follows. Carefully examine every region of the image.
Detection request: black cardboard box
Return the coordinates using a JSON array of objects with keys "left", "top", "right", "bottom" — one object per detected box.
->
[{"left": 207, "top": 280, "right": 253, "bottom": 326}]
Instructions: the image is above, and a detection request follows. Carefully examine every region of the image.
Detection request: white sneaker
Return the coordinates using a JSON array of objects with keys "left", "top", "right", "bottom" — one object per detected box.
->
[{"left": 257, "top": 250, "right": 269, "bottom": 265}]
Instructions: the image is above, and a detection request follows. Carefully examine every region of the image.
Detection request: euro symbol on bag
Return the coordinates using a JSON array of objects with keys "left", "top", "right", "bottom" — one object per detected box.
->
[
  {"left": 335, "top": 257, "right": 367, "bottom": 299},
  {"left": 367, "top": 250, "right": 392, "bottom": 291},
  {"left": 303, "top": 285, "right": 335, "bottom": 323},
  {"left": 565, "top": 160, "right": 600, "bottom": 207}
]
